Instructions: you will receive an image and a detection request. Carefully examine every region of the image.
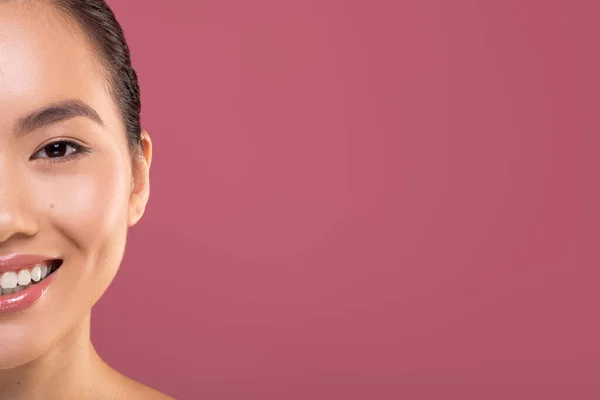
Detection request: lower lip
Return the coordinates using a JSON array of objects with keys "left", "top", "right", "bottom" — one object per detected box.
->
[{"left": 0, "top": 271, "right": 58, "bottom": 313}]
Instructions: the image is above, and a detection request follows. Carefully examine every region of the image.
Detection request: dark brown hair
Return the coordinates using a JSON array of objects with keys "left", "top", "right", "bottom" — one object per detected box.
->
[{"left": 52, "top": 0, "right": 142, "bottom": 154}]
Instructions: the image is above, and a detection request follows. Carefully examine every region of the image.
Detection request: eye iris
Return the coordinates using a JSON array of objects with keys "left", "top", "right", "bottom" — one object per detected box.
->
[{"left": 45, "top": 143, "right": 67, "bottom": 158}]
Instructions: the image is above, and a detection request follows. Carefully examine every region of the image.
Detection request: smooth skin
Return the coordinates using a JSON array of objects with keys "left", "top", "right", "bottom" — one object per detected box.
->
[{"left": 0, "top": 2, "right": 171, "bottom": 399}]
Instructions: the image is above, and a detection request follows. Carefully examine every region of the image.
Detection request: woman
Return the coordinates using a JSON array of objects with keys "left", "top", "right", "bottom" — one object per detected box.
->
[{"left": 0, "top": 0, "right": 171, "bottom": 398}]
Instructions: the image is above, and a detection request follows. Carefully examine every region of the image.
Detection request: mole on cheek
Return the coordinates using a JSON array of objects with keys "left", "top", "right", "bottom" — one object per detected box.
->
[{"left": 49, "top": 203, "right": 55, "bottom": 209}]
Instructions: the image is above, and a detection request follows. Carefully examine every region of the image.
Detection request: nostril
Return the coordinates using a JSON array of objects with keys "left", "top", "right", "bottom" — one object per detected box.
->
[{"left": 0, "top": 208, "right": 39, "bottom": 243}]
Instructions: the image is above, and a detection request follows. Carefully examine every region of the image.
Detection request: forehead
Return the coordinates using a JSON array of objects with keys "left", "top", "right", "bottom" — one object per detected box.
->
[{"left": 0, "top": 2, "right": 120, "bottom": 134}]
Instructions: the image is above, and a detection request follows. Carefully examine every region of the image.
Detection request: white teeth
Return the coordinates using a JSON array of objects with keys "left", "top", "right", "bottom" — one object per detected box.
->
[
  {"left": 0, "top": 272, "right": 18, "bottom": 289},
  {"left": 17, "top": 269, "right": 31, "bottom": 286},
  {"left": 0, "top": 262, "right": 57, "bottom": 295},
  {"left": 30, "top": 265, "right": 42, "bottom": 282}
]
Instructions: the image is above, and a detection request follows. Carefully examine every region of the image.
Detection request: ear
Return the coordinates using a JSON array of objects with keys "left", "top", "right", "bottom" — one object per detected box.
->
[{"left": 128, "top": 130, "right": 152, "bottom": 227}]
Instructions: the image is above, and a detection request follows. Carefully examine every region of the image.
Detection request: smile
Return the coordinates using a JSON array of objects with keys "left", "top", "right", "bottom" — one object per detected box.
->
[
  {"left": 0, "top": 260, "right": 62, "bottom": 295},
  {"left": 0, "top": 255, "right": 63, "bottom": 313}
]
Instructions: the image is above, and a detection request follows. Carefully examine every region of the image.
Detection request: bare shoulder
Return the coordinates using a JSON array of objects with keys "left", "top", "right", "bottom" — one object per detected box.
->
[
  {"left": 121, "top": 381, "right": 174, "bottom": 400},
  {"left": 113, "top": 376, "right": 174, "bottom": 400},
  {"left": 99, "top": 366, "right": 174, "bottom": 400}
]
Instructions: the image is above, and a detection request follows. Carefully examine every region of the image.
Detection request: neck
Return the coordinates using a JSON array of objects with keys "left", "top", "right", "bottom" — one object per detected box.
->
[{"left": 0, "top": 313, "right": 107, "bottom": 400}]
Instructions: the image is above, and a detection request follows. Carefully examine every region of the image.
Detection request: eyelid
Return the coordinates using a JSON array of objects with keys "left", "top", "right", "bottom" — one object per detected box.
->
[
  {"left": 33, "top": 136, "right": 87, "bottom": 153},
  {"left": 30, "top": 139, "right": 91, "bottom": 163}
]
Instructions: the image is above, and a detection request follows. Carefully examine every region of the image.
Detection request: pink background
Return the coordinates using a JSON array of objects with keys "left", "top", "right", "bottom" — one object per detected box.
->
[{"left": 92, "top": 1, "right": 600, "bottom": 399}]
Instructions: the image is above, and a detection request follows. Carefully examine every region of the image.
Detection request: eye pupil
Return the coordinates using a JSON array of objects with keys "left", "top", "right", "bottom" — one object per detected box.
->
[{"left": 45, "top": 143, "right": 67, "bottom": 158}]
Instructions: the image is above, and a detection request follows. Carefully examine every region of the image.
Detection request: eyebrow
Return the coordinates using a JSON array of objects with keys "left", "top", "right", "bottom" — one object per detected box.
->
[{"left": 14, "top": 99, "right": 104, "bottom": 136}]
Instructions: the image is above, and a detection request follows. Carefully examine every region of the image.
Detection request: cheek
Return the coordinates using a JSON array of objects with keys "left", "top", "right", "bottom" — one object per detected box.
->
[{"left": 32, "top": 157, "right": 131, "bottom": 257}]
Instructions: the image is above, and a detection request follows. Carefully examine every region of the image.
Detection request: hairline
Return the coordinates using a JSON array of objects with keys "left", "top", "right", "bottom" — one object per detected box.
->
[{"left": 50, "top": 0, "right": 139, "bottom": 156}]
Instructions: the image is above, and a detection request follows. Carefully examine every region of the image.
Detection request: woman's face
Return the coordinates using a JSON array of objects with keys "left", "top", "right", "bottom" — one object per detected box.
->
[{"left": 0, "top": 3, "right": 150, "bottom": 368}]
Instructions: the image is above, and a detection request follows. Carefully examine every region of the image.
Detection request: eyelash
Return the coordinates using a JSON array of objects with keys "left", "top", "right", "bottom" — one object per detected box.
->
[{"left": 30, "top": 140, "right": 90, "bottom": 163}]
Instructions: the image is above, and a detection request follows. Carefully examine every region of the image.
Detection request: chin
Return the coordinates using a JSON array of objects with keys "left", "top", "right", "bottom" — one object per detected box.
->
[
  {"left": 0, "top": 258, "right": 116, "bottom": 372},
  {"left": 0, "top": 326, "right": 56, "bottom": 370}
]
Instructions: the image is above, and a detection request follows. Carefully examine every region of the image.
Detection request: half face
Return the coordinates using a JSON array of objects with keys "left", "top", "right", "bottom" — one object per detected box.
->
[{"left": 0, "top": 2, "right": 147, "bottom": 368}]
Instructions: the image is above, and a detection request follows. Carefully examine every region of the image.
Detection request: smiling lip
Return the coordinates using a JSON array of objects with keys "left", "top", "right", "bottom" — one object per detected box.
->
[{"left": 0, "top": 254, "right": 60, "bottom": 313}]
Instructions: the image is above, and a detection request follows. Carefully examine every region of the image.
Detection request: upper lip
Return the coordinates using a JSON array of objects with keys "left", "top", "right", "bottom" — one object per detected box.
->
[{"left": 0, "top": 254, "right": 57, "bottom": 274}]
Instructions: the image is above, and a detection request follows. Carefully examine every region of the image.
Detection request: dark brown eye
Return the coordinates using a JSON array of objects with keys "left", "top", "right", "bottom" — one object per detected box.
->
[{"left": 32, "top": 141, "right": 84, "bottom": 160}]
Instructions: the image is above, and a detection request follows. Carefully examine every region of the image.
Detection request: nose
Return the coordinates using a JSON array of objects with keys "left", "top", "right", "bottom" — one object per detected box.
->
[{"left": 0, "top": 162, "right": 38, "bottom": 243}]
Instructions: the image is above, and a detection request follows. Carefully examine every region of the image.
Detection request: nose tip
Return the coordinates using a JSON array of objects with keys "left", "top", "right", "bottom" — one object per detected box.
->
[
  {"left": 0, "top": 181, "right": 38, "bottom": 244},
  {"left": 0, "top": 210, "right": 36, "bottom": 243},
  {"left": 0, "top": 154, "right": 40, "bottom": 243}
]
